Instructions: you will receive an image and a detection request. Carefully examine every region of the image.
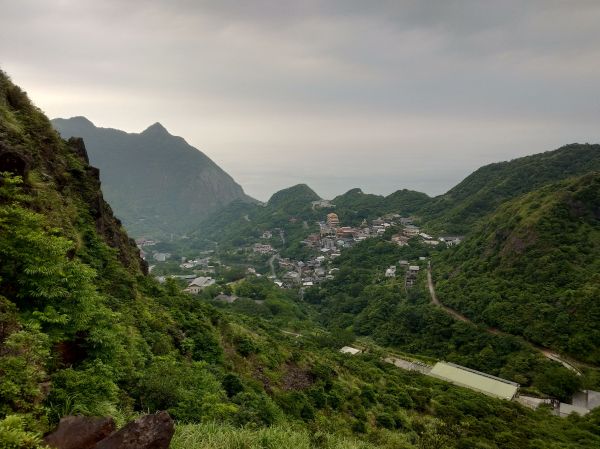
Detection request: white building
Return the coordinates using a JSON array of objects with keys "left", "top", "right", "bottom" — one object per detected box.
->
[
  {"left": 184, "top": 276, "right": 216, "bottom": 294},
  {"left": 385, "top": 266, "right": 397, "bottom": 277}
]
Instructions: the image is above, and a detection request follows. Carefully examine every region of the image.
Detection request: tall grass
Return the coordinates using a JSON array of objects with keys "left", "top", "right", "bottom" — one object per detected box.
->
[{"left": 171, "top": 422, "right": 382, "bottom": 449}]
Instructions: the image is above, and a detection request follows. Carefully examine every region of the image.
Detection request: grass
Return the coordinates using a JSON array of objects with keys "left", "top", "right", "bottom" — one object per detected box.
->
[{"left": 171, "top": 422, "right": 383, "bottom": 449}]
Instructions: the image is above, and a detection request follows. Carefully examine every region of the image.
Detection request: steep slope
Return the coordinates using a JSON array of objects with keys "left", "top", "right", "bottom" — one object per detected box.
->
[
  {"left": 420, "top": 144, "right": 600, "bottom": 233},
  {"left": 52, "top": 116, "right": 253, "bottom": 237},
  {"left": 434, "top": 173, "right": 600, "bottom": 363}
]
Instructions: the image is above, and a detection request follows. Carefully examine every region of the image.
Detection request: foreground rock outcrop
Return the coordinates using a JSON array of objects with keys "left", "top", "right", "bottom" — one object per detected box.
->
[
  {"left": 44, "top": 416, "right": 115, "bottom": 449},
  {"left": 44, "top": 412, "right": 174, "bottom": 449}
]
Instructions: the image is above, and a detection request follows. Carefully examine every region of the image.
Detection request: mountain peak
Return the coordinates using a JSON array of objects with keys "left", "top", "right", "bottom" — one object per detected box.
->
[
  {"left": 55, "top": 116, "right": 95, "bottom": 127},
  {"left": 141, "top": 122, "right": 169, "bottom": 136}
]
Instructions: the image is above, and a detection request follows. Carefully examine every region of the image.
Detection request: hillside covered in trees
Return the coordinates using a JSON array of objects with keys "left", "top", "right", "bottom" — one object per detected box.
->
[
  {"left": 3, "top": 71, "right": 600, "bottom": 449},
  {"left": 418, "top": 144, "right": 600, "bottom": 234},
  {"left": 433, "top": 173, "right": 600, "bottom": 363}
]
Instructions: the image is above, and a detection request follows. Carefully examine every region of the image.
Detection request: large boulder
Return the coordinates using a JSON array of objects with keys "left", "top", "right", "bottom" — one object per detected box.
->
[
  {"left": 93, "top": 411, "right": 174, "bottom": 449},
  {"left": 44, "top": 416, "right": 116, "bottom": 449}
]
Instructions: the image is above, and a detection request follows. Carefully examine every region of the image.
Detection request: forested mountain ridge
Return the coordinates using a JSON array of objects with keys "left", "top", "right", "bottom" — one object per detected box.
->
[
  {"left": 419, "top": 144, "right": 600, "bottom": 234},
  {"left": 52, "top": 116, "right": 253, "bottom": 238},
  {"left": 433, "top": 172, "right": 600, "bottom": 363}
]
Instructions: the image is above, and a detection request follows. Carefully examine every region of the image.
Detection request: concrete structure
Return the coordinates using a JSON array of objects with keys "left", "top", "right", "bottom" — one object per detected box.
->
[
  {"left": 340, "top": 346, "right": 361, "bottom": 355},
  {"left": 572, "top": 390, "right": 600, "bottom": 411},
  {"left": 558, "top": 403, "right": 590, "bottom": 417},
  {"left": 515, "top": 395, "right": 553, "bottom": 410},
  {"left": 429, "top": 362, "right": 519, "bottom": 400},
  {"left": 384, "top": 357, "right": 432, "bottom": 374}
]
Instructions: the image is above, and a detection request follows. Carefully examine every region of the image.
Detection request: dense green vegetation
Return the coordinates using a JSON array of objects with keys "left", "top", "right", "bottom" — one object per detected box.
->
[
  {"left": 304, "top": 238, "right": 592, "bottom": 400},
  {"left": 2, "top": 70, "right": 600, "bottom": 448},
  {"left": 433, "top": 173, "right": 600, "bottom": 364}
]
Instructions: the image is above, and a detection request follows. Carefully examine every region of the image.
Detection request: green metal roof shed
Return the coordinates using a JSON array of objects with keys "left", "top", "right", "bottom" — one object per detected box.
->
[{"left": 429, "top": 362, "right": 519, "bottom": 400}]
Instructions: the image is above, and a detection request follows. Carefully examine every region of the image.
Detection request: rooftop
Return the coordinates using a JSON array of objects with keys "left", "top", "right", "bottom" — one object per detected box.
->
[{"left": 429, "top": 362, "right": 519, "bottom": 400}]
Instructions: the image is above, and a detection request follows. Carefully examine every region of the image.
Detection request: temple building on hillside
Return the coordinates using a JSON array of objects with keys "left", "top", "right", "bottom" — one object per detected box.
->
[{"left": 326, "top": 212, "right": 340, "bottom": 227}]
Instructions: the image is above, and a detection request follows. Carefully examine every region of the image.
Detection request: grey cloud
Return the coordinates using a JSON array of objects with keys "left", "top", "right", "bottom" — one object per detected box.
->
[{"left": 0, "top": 0, "right": 598, "bottom": 200}]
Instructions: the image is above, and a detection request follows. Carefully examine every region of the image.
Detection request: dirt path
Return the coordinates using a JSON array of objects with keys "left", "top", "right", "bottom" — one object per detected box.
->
[{"left": 426, "top": 262, "right": 582, "bottom": 375}]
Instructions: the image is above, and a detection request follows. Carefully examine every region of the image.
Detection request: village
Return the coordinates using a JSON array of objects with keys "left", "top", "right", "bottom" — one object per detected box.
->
[
  {"left": 251, "top": 211, "right": 463, "bottom": 290},
  {"left": 136, "top": 205, "right": 465, "bottom": 297}
]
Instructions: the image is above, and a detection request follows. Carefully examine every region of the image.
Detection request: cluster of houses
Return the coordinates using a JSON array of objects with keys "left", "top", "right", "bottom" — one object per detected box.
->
[
  {"left": 384, "top": 260, "right": 422, "bottom": 288},
  {"left": 274, "top": 256, "right": 337, "bottom": 288},
  {"left": 301, "top": 213, "right": 404, "bottom": 253},
  {"left": 391, "top": 224, "right": 463, "bottom": 248}
]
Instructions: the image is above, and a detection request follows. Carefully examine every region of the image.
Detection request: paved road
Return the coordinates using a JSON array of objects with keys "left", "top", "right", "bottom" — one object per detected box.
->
[
  {"left": 426, "top": 262, "right": 582, "bottom": 375},
  {"left": 268, "top": 255, "right": 277, "bottom": 278}
]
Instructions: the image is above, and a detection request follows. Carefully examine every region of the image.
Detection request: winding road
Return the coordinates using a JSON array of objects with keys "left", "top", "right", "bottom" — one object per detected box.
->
[
  {"left": 426, "top": 262, "right": 582, "bottom": 375},
  {"left": 268, "top": 255, "right": 277, "bottom": 278}
]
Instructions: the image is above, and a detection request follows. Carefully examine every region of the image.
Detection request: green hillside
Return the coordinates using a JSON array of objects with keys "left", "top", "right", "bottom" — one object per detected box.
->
[
  {"left": 51, "top": 116, "right": 253, "bottom": 238},
  {"left": 419, "top": 144, "right": 600, "bottom": 233},
  {"left": 267, "top": 184, "right": 321, "bottom": 212},
  {"left": 3, "top": 71, "right": 600, "bottom": 448},
  {"left": 433, "top": 173, "right": 600, "bottom": 363},
  {"left": 331, "top": 188, "right": 430, "bottom": 226}
]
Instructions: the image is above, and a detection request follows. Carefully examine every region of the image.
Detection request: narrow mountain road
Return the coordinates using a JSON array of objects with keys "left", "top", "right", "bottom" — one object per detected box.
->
[
  {"left": 426, "top": 262, "right": 582, "bottom": 375},
  {"left": 427, "top": 262, "right": 469, "bottom": 323},
  {"left": 268, "top": 255, "right": 277, "bottom": 278}
]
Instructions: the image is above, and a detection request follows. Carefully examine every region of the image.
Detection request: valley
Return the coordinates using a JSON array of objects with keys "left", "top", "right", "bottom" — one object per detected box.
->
[{"left": 1, "top": 70, "right": 599, "bottom": 449}]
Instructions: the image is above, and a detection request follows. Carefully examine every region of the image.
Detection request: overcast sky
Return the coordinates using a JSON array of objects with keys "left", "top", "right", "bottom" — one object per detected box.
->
[{"left": 1, "top": 1, "right": 599, "bottom": 200}]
